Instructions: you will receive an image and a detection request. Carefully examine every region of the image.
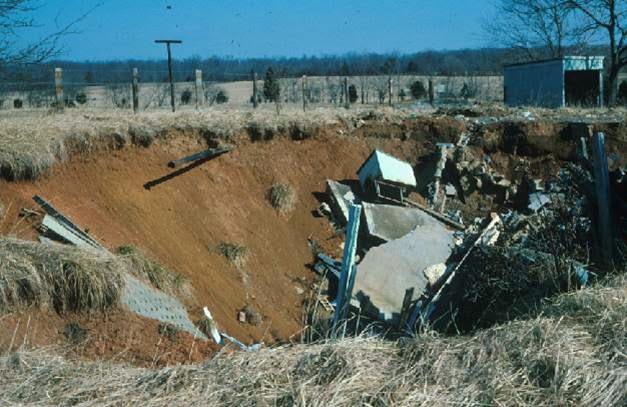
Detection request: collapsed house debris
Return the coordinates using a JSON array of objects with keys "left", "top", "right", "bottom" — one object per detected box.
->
[
  {"left": 357, "top": 149, "right": 417, "bottom": 201},
  {"left": 362, "top": 202, "right": 447, "bottom": 243},
  {"left": 325, "top": 180, "right": 359, "bottom": 226},
  {"left": 316, "top": 131, "right": 621, "bottom": 335},
  {"left": 354, "top": 223, "right": 454, "bottom": 322},
  {"left": 34, "top": 195, "right": 107, "bottom": 253}
]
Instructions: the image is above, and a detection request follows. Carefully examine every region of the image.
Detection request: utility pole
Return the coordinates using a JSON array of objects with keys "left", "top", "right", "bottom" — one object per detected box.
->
[{"left": 155, "top": 39, "right": 182, "bottom": 112}]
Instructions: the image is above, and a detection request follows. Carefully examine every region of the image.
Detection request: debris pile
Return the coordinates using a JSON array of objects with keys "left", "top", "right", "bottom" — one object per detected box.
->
[{"left": 315, "top": 130, "right": 623, "bottom": 335}]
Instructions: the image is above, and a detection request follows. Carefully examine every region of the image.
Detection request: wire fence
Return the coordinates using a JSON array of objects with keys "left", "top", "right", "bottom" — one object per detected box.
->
[{"left": 0, "top": 67, "right": 504, "bottom": 111}]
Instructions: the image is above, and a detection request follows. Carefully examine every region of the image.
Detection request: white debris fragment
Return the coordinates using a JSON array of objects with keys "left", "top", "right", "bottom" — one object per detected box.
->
[
  {"left": 203, "top": 306, "right": 222, "bottom": 345},
  {"left": 423, "top": 263, "right": 447, "bottom": 287}
]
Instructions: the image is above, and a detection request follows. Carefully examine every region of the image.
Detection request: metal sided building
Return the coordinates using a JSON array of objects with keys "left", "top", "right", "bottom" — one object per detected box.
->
[{"left": 503, "top": 56, "right": 605, "bottom": 108}]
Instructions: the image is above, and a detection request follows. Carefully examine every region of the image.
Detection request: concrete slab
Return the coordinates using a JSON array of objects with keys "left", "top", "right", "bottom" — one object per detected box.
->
[
  {"left": 326, "top": 180, "right": 358, "bottom": 225},
  {"left": 362, "top": 202, "right": 443, "bottom": 242},
  {"left": 353, "top": 222, "right": 455, "bottom": 322}
]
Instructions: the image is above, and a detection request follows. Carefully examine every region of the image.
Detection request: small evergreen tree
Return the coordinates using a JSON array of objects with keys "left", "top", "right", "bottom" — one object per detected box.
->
[
  {"left": 216, "top": 89, "right": 229, "bottom": 104},
  {"left": 348, "top": 84, "right": 358, "bottom": 103},
  {"left": 410, "top": 80, "right": 426, "bottom": 99},
  {"left": 181, "top": 89, "right": 193, "bottom": 105},
  {"left": 263, "top": 67, "right": 280, "bottom": 102}
]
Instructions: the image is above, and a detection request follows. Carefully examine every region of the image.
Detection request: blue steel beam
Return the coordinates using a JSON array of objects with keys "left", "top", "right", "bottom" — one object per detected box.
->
[{"left": 332, "top": 204, "right": 362, "bottom": 333}]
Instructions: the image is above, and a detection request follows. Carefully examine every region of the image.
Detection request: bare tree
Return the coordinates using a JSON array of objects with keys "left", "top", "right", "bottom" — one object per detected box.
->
[
  {"left": 0, "top": 1, "right": 97, "bottom": 68},
  {"left": 566, "top": 0, "right": 627, "bottom": 105},
  {"left": 486, "top": 0, "right": 585, "bottom": 60}
]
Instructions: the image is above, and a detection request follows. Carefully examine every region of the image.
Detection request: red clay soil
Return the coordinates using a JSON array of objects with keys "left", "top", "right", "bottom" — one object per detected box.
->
[
  {"left": 0, "top": 309, "right": 221, "bottom": 367},
  {"left": 0, "top": 129, "right": 428, "bottom": 351}
]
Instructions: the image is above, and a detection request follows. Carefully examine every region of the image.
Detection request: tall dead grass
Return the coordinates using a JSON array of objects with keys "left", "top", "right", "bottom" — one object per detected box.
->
[
  {"left": 0, "top": 107, "right": 406, "bottom": 181},
  {"left": 0, "top": 238, "right": 124, "bottom": 313},
  {"left": 116, "top": 245, "right": 186, "bottom": 296},
  {"left": 0, "top": 274, "right": 624, "bottom": 406}
]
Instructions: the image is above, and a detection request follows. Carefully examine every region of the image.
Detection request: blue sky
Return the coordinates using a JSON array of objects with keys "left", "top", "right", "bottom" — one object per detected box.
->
[{"left": 17, "top": 0, "right": 495, "bottom": 61}]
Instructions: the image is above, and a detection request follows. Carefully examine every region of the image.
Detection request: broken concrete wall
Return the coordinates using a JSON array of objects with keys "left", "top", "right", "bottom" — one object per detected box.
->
[
  {"left": 362, "top": 202, "right": 443, "bottom": 242},
  {"left": 353, "top": 222, "right": 455, "bottom": 323},
  {"left": 326, "top": 180, "right": 358, "bottom": 226}
]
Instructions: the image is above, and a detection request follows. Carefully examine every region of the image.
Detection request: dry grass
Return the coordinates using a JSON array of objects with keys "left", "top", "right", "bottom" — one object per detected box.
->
[
  {"left": 0, "top": 238, "right": 124, "bottom": 314},
  {"left": 0, "top": 106, "right": 407, "bottom": 181},
  {"left": 116, "top": 245, "right": 186, "bottom": 296},
  {"left": 0, "top": 274, "right": 624, "bottom": 406},
  {"left": 269, "top": 182, "right": 296, "bottom": 214},
  {"left": 1, "top": 105, "right": 624, "bottom": 181},
  {"left": 0, "top": 239, "right": 187, "bottom": 315},
  {"left": 216, "top": 242, "right": 249, "bottom": 269}
]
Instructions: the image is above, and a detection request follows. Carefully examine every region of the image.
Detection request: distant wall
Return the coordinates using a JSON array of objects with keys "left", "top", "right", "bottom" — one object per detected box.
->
[{"left": 504, "top": 60, "right": 564, "bottom": 108}]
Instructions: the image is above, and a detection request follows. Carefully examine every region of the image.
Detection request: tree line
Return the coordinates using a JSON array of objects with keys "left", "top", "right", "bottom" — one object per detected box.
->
[{"left": 1, "top": 48, "right": 518, "bottom": 85}]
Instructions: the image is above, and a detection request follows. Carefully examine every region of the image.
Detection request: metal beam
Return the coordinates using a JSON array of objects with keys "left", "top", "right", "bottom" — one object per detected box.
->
[
  {"left": 332, "top": 204, "right": 362, "bottom": 334},
  {"left": 591, "top": 133, "right": 612, "bottom": 260},
  {"left": 167, "top": 147, "right": 233, "bottom": 168}
]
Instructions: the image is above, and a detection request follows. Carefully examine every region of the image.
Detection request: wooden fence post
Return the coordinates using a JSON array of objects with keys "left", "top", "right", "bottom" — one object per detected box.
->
[
  {"left": 428, "top": 78, "right": 435, "bottom": 107},
  {"left": 132, "top": 68, "right": 139, "bottom": 113},
  {"left": 344, "top": 77, "right": 350, "bottom": 109},
  {"left": 301, "top": 75, "right": 307, "bottom": 112},
  {"left": 195, "top": 69, "right": 203, "bottom": 109},
  {"left": 252, "top": 70, "right": 258, "bottom": 108},
  {"left": 388, "top": 77, "right": 392, "bottom": 106},
  {"left": 54, "top": 68, "right": 63, "bottom": 111}
]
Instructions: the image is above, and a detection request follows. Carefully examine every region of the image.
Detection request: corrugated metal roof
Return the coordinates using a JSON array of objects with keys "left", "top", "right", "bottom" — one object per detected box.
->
[{"left": 358, "top": 150, "right": 416, "bottom": 187}]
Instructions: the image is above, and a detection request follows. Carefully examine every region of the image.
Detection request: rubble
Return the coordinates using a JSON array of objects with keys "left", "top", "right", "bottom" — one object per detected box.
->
[
  {"left": 357, "top": 150, "right": 416, "bottom": 200},
  {"left": 528, "top": 192, "right": 550, "bottom": 212},
  {"left": 354, "top": 224, "right": 454, "bottom": 322},
  {"left": 325, "top": 180, "right": 358, "bottom": 225},
  {"left": 317, "top": 130, "right": 617, "bottom": 336},
  {"left": 362, "top": 202, "right": 444, "bottom": 242}
]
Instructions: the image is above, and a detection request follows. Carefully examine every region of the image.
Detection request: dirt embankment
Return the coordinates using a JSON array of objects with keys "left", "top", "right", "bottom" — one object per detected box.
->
[{"left": 0, "top": 122, "right": 437, "bottom": 355}]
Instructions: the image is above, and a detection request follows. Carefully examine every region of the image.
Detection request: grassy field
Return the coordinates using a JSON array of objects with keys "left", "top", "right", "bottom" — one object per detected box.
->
[
  {"left": 0, "top": 74, "right": 504, "bottom": 111},
  {"left": 0, "top": 273, "right": 624, "bottom": 406}
]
